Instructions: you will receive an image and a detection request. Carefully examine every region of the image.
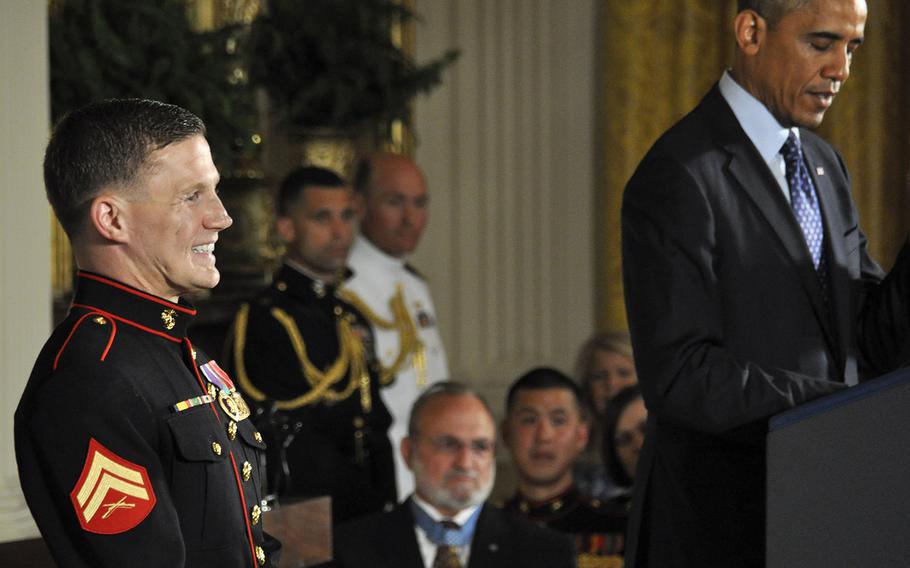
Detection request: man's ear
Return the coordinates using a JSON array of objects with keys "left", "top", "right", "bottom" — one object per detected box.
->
[
  {"left": 401, "top": 437, "right": 414, "bottom": 470},
  {"left": 734, "top": 10, "right": 766, "bottom": 56},
  {"left": 275, "top": 216, "right": 295, "bottom": 243},
  {"left": 89, "top": 193, "right": 130, "bottom": 243}
]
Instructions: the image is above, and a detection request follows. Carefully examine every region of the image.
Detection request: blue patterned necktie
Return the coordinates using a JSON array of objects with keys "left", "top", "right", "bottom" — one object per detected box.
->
[
  {"left": 432, "top": 521, "right": 463, "bottom": 568},
  {"left": 781, "top": 132, "right": 829, "bottom": 296}
]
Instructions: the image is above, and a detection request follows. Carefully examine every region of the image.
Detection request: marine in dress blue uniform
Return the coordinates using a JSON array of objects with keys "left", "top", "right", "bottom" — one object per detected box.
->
[
  {"left": 16, "top": 272, "right": 280, "bottom": 567},
  {"left": 503, "top": 486, "right": 627, "bottom": 567},
  {"left": 227, "top": 262, "right": 396, "bottom": 524},
  {"left": 16, "top": 98, "right": 280, "bottom": 567}
]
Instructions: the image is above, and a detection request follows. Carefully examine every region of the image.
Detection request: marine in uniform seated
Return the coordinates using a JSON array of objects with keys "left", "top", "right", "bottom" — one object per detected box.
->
[
  {"left": 333, "top": 382, "right": 576, "bottom": 568},
  {"left": 502, "top": 367, "right": 627, "bottom": 567},
  {"left": 15, "top": 99, "right": 280, "bottom": 567},
  {"left": 226, "top": 166, "right": 395, "bottom": 524},
  {"left": 341, "top": 153, "right": 450, "bottom": 498}
]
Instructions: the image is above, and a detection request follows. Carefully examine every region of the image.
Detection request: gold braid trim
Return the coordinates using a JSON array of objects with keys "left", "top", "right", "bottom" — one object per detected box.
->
[
  {"left": 232, "top": 303, "right": 266, "bottom": 402},
  {"left": 337, "top": 285, "right": 427, "bottom": 387},
  {"left": 230, "top": 303, "right": 371, "bottom": 411}
]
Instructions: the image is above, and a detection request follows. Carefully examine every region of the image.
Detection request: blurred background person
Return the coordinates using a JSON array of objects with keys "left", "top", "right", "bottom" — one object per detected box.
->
[
  {"left": 602, "top": 385, "right": 646, "bottom": 504},
  {"left": 574, "top": 331, "right": 638, "bottom": 499},
  {"left": 226, "top": 166, "right": 395, "bottom": 524},
  {"left": 502, "top": 367, "right": 627, "bottom": 565},
  {"left": 342, "top": 152, "right": 450, "bottom": 499},
  {"left": 333, "top": 382, "right": 575, "bottom": 567}
]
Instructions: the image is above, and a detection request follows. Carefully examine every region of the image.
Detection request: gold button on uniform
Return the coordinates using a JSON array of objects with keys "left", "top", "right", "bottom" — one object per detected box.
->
[
  {"left": 255, "top": 546, "right": 266, "bottom": 565},
  {"left": 242, "top": 461, "right": 253, "bottom": 481},
  {"left": 253, "top": 431, "right": 263, "bottom": 443},
  {"left": 251, "top": 504, "right": 261, "bottom": 525},
  {"left": 93, "top": 316, "right": 107, "bottom": 325},
  {"left": 211, "top": 442, "right": 222, "bottom": 456},
  {"left": 227, "top": 421, "right": 237, "bottom": 441}
]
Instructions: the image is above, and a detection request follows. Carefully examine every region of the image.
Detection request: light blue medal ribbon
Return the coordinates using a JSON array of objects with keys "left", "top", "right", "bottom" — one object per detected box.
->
[{"left": 410, "top": 500, "right": 481, "bottom": 547}]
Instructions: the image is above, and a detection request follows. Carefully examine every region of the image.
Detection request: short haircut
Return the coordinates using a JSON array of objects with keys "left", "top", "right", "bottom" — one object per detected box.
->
[
  {"left": 44, "top": 98, "right": 205, "bottom": 239},
  {"left": 602, "top": 384, "right": 643, "bottom": 488},
  {"left": 505, "top": 367, "right": 588, "bottom": 420},
  {"left": 407, "top": 381, "right": 495, "bottom": 438},
  {"left": 737, "top": 0, "right": 811, "bottom": 28},
  {"left": 276, "top": 165, "right": 346, "bottom": 216}
]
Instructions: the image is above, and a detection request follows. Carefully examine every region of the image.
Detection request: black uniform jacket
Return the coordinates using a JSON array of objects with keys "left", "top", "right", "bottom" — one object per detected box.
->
[
  {"left": 15, "top": 271, "right": 280, "bottom": 567},
  {"left": 226, "top": 263, "right": 395, "bottom": 523},
  {"left": 622, "top": 85, "right": 910, "bottom": 566},
  {"left": 333, "top": 499, "right": 578, "bottom": 568},
  {"left": 504, "top": 485, "right": 627, "bottom": 566}
]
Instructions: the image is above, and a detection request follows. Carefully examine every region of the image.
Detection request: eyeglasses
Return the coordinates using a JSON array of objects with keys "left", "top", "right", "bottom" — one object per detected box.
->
[{"left": 418, "top": 434, "right": 495, "bottom": 457}]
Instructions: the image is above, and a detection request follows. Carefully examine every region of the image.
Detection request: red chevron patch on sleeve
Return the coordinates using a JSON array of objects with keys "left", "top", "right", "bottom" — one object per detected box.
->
[{"left": 69, "top": 438, "right": 157, "bottom": 535}]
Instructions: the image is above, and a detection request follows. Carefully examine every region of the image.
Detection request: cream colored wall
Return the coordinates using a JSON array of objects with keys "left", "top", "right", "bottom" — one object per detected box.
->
[
  {"left": 412, "top": 0, "right": 597, "bottom": 412},
  {"left": 0, "top": 1, "right": 51, "bottom": 543}
]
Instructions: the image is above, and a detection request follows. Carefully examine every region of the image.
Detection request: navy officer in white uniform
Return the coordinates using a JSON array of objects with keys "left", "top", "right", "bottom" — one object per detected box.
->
[{"left": 341, "top": 153, "right": 450, "bottom": 498}]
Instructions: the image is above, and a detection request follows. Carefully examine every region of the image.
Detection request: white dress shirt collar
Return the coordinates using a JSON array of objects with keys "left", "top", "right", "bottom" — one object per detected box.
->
[
  {"left": 718, "top": 69, "right": 798, "bottom": 163},
  {"left": 718, "top": 70, "right": 799, "bottom": 201},
  {"left": 410, "top": 494, "right": 482, "bottom": 568}
]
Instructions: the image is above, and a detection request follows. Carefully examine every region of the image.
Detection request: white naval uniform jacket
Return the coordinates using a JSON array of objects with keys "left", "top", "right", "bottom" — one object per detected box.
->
[{"left": 343, "top": 235, "right": 450, "bottom": 497}]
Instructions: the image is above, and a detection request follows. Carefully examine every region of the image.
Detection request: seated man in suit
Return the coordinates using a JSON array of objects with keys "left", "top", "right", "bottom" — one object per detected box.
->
[
  {"left": 502, "top": 367, "right": 627, "bottom": 566},
  {"left": 333, "top": 382, "right": 576, "bottom": 567}
]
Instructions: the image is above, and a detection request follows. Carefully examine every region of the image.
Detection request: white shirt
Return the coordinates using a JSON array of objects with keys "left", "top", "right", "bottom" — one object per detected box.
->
[
  {"left": 343, "top": 235, "right": 450, "bottom": 497},
  {"left": 718, "top": 70, "right": 799, "bottom": 203},
  {"left": 411, "top": 494, "right": 480, "bottom": 568}
]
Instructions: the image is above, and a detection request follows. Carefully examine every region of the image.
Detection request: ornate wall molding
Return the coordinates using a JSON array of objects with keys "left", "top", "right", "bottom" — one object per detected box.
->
[
  {"left": 412, "top": 0, "right": 596, "bottom": 406},
  {"left": 0, "top": 1, "right": 51, "bottom": 543}
]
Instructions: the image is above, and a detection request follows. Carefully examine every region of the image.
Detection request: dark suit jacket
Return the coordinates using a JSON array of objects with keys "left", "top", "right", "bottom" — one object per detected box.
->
[
  {"left": 621, "top": 85, "right": 910, "bottom": 567},
  {"left": 332, "top": 500, "right": 576, "bottom": 568}
]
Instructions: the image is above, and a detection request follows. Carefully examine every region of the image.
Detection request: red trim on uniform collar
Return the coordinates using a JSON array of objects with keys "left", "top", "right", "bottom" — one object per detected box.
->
[
  {"left": 53, "top": 311, "right": 118, "bottom": 370},
  {"left": 78, "top": 272, "right": 197, "bottom": 316},
  {"left": 72, "top": 304, "right": 183, "bottom": 343}
]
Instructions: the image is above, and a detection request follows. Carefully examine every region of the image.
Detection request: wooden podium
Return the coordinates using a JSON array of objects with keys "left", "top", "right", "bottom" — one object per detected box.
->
[
  {"left": 263, "top": 496, "right": 333, "bottom": 567},
  {"left": 767, "top": 367, "right": 910, "bottom": 567}
]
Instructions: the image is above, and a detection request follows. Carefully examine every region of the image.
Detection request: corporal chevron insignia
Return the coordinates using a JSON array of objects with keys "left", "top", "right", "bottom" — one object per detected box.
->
[{"left": 69, "top": 438, "right": 156, "bottom": 534}]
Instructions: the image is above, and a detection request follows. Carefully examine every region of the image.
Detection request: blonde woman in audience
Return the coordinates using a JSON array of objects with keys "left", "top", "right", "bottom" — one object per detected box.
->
[{"left": 573, "top": 331, "right": 638, "bottom": 499}]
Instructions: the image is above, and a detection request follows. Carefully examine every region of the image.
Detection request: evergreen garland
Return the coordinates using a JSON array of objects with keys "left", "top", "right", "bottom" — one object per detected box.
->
[
  {"left": 49, "top": 0, "right": 256, "bottom": 172},
  {"left": 248, "top": 0, "right": 459, "bottom": 132}
]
